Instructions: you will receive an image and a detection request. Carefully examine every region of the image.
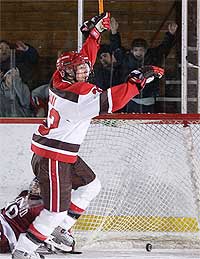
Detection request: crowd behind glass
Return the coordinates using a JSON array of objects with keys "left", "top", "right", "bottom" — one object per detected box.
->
[{"left": 0, "top": 17, "right": 178, "bottom": 117}]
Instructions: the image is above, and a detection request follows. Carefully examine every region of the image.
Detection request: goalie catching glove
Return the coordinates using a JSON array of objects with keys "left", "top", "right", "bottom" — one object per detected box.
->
[
  {"left": 128, "top": 65, "right": 164, "bottom": 90},
  {"left": 80, "top": 12, "right": 110, "bottom": 40}
]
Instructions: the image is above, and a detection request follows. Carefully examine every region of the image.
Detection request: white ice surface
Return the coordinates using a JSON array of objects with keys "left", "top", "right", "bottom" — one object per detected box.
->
[{"left": 0, "top": 249, "right": 199, "bottom": 259}]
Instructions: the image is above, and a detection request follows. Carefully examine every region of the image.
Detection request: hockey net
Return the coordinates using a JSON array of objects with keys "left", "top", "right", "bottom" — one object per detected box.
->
[{"left": 73, "top": 114, "right": 200, "bottom": 249}]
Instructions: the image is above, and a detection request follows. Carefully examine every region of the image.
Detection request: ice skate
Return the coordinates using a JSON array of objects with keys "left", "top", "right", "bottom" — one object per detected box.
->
[
  {"left": 45, "top": 226, "right": 75, "bottom": 252},
  {"left": 12, "top": 249, "right": 44, "bottom": 259}
]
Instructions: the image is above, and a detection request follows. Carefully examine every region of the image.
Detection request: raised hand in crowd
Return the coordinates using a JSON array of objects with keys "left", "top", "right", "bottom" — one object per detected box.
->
[
  {"left": 0, "top": 39, "right": 39, "bottom": 91},
  {"left": 168, "top": 22, "right": 178, "bottom": 35},
  {"left": 3, "top": 67, "right": 21, "bottom": 87},
  {"left": 15, "top": 40, "right": 29, "bottom": 52},
  {"left": 110, "top": 17, "right": 119, "bottom": 34}
]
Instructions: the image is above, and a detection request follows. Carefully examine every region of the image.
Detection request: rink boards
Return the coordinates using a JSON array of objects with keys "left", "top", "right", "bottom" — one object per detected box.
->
[{"left": 0, "top": 121, "right": 199, "bottom": 235}]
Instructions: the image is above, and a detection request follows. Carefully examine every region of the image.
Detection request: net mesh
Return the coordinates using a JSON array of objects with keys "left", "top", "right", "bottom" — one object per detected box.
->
[{"left": 72, "top": 116, "right": 200, "bottom": 248}]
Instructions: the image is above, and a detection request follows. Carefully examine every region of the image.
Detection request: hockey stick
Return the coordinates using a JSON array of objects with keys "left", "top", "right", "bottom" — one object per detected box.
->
[
  {"left": 187, "top": 62, "right": 200, "bottom": 69},
  {"left": 186, "top": 56, "right": 200, "bottom": 69},
  {"left": 98, "top": 0, "right": 104, "bottom": 14}
]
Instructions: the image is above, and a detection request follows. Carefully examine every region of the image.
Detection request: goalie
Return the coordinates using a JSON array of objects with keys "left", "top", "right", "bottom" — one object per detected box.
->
[
  {"left": 0, "top": 178, "right": 77, "bottom": 254},
  {"left": 0, "top": 177, "right": 99, "bottom": 254},
  {"left": 12, "top": 12, "right": 164, "bottom": 259}
]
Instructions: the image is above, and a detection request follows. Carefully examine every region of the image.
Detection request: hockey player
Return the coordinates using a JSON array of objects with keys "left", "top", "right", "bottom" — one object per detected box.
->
[
  {"left": 12, "top": 12, "right": 164, "bottom": 259},
  {"left": 0, "top": 178, "right": 74, "bottom": 254}
]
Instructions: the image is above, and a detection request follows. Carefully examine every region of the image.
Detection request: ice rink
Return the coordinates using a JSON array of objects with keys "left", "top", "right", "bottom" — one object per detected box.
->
[{"left": 0, "top": 249, "right": 200, "bottom": 259}]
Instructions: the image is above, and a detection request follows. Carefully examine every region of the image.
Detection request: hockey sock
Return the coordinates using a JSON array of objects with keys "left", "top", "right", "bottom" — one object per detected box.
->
[{"left": 28, "top": 209, "right": 67, "bottom": 241}]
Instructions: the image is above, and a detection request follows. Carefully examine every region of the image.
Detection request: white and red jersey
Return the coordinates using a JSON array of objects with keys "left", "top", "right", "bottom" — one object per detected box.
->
[{"left": 31, "top": 35, "right": 140, "bottom": 164}]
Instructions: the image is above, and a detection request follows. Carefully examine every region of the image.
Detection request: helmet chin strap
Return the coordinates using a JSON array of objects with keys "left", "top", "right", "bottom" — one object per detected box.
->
[{"left": 62, "top": 68, "right": 76, "bottom": 83}]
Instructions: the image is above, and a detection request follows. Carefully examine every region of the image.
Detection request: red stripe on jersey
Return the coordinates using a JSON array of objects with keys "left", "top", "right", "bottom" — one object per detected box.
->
[
  {"left": 28, "top": 223, "right": 47, "bottom": 241},
  {"left": 50, "top": 160, "right": 59, "bottom": 212},
  {"left": 69, "top": 202, "right": 85, "bottom": 214},
  {"left": 31, "top": 144, "right": 77, "bottom": 164}
]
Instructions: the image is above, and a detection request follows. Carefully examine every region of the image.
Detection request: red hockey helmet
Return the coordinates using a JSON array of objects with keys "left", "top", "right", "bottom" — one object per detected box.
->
[{"left": 56, "top": 51, "right": 91, "bottom": 79}]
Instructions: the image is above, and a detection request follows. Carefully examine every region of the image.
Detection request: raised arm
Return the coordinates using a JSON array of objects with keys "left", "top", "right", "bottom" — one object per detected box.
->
[
  {"left": 109, "top": 17, "right": 122, "bottom": 51},
  {"left": 76, "top": 66, "right": 164, "bottom": 120},
  {"left": 153, "top": 22, "right": 178, "bottom": 57}
]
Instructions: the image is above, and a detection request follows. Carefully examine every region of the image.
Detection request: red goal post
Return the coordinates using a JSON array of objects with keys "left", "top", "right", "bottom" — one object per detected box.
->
[
  {"left": 0, "top": 113, "right": 199, "bottom": 124},
  {"left": 0, "top": 114, "right": 200, "bottom": 249}
]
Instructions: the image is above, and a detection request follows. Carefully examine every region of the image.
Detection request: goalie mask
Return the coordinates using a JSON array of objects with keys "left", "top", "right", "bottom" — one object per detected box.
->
[{"left": 56, "top": 51, "right": 91, "bottom": 82}]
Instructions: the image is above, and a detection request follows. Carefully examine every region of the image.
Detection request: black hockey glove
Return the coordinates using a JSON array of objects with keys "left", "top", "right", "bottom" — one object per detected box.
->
[
  {"left": 127, "top": 65, "right": 164, "bottom": 90},
  {"left": 80, "top": 12, "right": 110, "bottom": 40}
]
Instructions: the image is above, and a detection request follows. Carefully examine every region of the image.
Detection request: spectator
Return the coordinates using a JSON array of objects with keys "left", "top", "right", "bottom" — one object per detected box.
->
[
  {"left": 0, "top": 67, "right": 33, "bottom": 117},
  {"left": 31, "top": 48, "right": 66, "bottom": 117},
  {"left": 93, "top": 17, "right": 125, "bottom": 91},
  {"left": 31, "top": 49, "right": 66, "bottom": 117},
  {"left": 0, "top": 40, "right": 39, "bottom": 90},
  {"left": 31, "top": 83, "right": 49, "bottom": 117},
  {"left": 121, "top": 22, "right": 178, "bottom": 113}
]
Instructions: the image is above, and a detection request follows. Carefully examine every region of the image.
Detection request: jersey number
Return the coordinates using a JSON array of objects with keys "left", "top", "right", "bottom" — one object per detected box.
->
[
  {"left": 38, "top": 108, "right": 60, "bottom": 135},
  {"left": 5, "top": 197, "right": 28, "bottom": 219}
]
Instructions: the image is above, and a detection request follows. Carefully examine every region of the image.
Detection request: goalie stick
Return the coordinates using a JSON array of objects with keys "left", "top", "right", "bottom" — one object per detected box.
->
[{"left": 39, "top": 243, "right": 82, "bottom": 255}]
